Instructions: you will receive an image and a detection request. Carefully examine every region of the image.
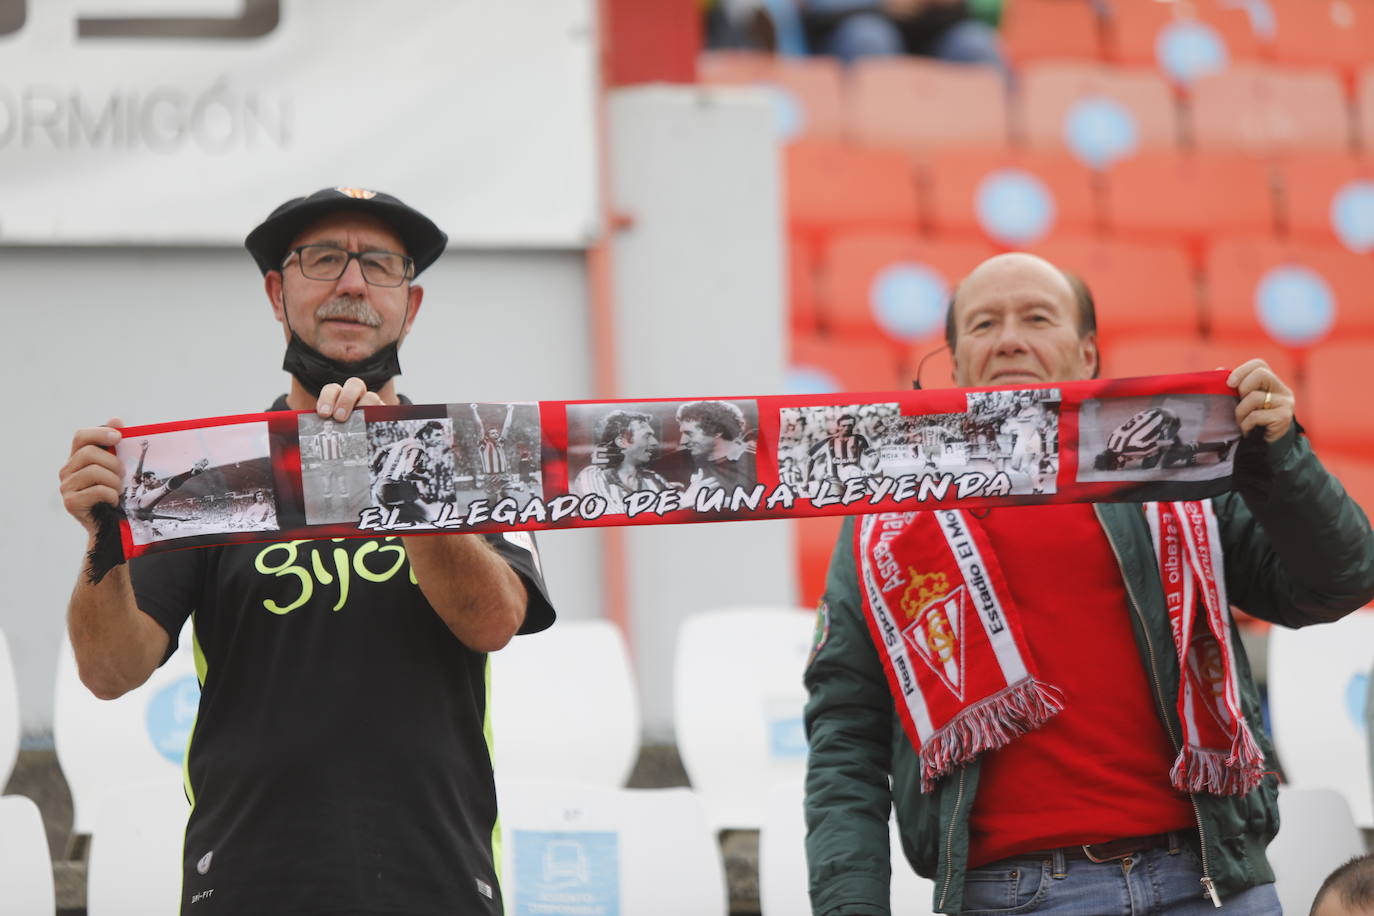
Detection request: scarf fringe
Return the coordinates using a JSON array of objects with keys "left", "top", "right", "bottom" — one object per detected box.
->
[
  {"left": 85, "top": 502, "right": 127, "bottom": 585},
  {"left": 918, "top": 678, "right": 1064, "bottom": 792},
  {"left": 1170, "top": 740, "right": 1265, "bottom": 796}
]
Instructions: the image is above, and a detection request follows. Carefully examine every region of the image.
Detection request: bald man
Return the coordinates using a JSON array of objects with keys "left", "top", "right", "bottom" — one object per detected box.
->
[{"left": 803, "top": 253, "right": 1374, "bottom": 916}]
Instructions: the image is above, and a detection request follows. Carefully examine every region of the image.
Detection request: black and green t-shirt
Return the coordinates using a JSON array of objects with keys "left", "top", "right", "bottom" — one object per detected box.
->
[{"left": 130, "top": 522, "right": 554, "bottom": 915}]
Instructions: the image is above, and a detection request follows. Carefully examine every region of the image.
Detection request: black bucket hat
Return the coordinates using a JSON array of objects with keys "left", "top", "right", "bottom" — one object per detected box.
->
[{"left": 244, "top": 186, "right": 448, "bottom": 277}]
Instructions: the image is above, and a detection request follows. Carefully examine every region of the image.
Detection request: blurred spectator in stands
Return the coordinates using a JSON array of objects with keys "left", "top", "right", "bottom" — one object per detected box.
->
[
  {"left": 802, "top": 0, "right": 1005, "bottom": 68},
  {"left": 707, "top": 0, "right": 1007, "bottom": 72}
]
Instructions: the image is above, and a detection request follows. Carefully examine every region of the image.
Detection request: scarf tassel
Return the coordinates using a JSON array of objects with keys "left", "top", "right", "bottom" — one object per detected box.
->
[
  {"left": 1170, "top": 734, "right": 1265, "bottom": 796},
  {"left": 85, "top": 502, "right": 127, "bottom": 585},
  {"left": 918, "top": 678, "right": 1064, "bottom": 792}
]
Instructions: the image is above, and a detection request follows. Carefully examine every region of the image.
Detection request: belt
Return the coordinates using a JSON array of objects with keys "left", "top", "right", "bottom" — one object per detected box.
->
[{"left": 1026, "top": 831, "right": 1189, "bottom": 864}]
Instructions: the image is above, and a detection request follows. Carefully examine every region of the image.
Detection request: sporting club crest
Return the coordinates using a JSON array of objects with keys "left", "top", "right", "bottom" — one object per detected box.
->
[
  {"left": 335, "top": 186, "right": 378, "bottom": 199},
  {"left": 900, "top": 574, "right": 968, "bottom": 700}
]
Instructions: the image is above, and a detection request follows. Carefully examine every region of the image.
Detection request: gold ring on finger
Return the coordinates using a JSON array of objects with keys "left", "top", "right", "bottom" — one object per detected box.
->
[{"left": 1263, "top": 390, "right": 1273, "bottom": 410}]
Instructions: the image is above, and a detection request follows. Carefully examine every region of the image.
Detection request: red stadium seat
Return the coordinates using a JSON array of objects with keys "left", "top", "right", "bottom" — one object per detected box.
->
[
  {"left": 1267, "top": 0, "right": 1374, "bottom": 81},
  {"left": 1204, "top": 238, "right": 1374, "bottom": 347},
  {"left": 789, "top": 331, "right": 910, "bottom": 394},
  {"left": 1104, "top": 0, "right": 1262, "bottom": 80},
  {"left": 1276, "top": 153, "right": 1374, "bottom": 253},
  {"left": 846, "top": 58, "right": 1009, "bottom": 158},
  {"left": 697, "top": 50, "right": 774, "bottom": 83},
  {"left": 1031, "top": 237, "right": 1200, "bottom": 336},
  {"left": 795, "top": 515, "right": 845, "bottom": 608},
  {"left": 820, "top": 232, "right": 994, "bottom": 344},
  {"left": 699, "top": 53, "right": 846, "bottom": 142},
  {"left": 923, "top": 149, "right": 1099, "bottom": 247},
  {"left": 1098, "top": 335, "right": 1298, "bottom": 384},
  {"left": 1303, "top": 340, "right": 1374, "bottom": 453},
  {"left": 1020, "top": 62, "right": 1179, "bottom": 168},
  {"left": 1359, "top": 68, "right": 1374, "bottom": 159},
  {"left": 1320, "top": 452, "right": 1374, "bottom": 522},
  {"left": 789, "top": 241, "right": 819, "bottom": 334},
  {"left": 1000, "top": 0, "right": 1103, "bottom": 66},
  {"left": 911, "top": 343, "right": 956, "bottom": 390},
  {"left": 785, "top": 140, "right": 921, "bottom": 244},
  {"left": 1190, "top": 66, "right": 1352, "bottom": 155},
  {"left": 1104, "top": 152, "right": 1276, "bottom": 259}
]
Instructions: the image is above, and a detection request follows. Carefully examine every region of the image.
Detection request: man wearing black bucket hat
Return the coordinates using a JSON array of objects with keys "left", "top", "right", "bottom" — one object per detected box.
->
[{"left": 59, "top": 187, "right": 556, "bottom": 916}]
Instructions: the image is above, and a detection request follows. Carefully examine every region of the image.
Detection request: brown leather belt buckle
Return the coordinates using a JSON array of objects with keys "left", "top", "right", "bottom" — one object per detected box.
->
[{"left": 1081, "top": 836, "right": 1146, "bottom": 863}]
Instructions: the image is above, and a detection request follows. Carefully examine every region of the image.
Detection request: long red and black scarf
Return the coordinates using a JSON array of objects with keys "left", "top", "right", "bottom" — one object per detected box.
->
[{"left": 88, "top": 371, "right": 1248, "bottom": 584}]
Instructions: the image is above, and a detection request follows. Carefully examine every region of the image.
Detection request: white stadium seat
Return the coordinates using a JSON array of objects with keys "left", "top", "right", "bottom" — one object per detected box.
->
[
  {"left": 759, "top": 775, "right": 936, "bottom": 916},
  {"left": 674, "top": 606, "right": 817, "bottom": 830},
  {"left": 1267, "top": 786, "right": 1366, "bottom": 916},
  {"left": 53, "top": 625, "right": 199, "bottom": 835},
  {"left": 497, "top": 779, "right": 727, "bottom": 916},
  {"left": 86, "top": 780, "right": 188, "bottom": 916},
  {"left": 0, "top": 794, "right": 56, "bottom": 915},
  {"left": 1267, "top": 608, "right": 1374, "bottom": 827},
  {"left": 490, "top": 618, "right": 640, "bottom": 789},
  {"left": 0, "top": 629, "right": 20, "bottom": 792}
]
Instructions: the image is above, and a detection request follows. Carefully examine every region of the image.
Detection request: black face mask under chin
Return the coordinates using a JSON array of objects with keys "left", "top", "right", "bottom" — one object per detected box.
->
[{"left": 282, "top": 331, "right": 402, "bottom": 398}]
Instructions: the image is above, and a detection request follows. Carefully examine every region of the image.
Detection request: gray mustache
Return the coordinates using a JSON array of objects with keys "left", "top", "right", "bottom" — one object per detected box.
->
[{"left": 315, "top": 296, "right": 382, "bottom": 328}]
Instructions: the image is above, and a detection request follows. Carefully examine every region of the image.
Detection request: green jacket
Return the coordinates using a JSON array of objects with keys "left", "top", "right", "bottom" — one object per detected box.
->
[{"left": 803, "top": 429, "right": 1374, "bottom": 915}]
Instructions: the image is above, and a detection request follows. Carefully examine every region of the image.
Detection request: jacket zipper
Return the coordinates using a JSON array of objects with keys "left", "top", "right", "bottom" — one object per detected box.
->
[
  {"left": 1097, "top": 506, "right": 1223, "bottom": 909},
  {"left": 937, "top": 768, "right": 969, "bottom": 912}
]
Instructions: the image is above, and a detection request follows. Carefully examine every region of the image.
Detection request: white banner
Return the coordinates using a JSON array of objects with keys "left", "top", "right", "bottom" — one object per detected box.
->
[{"left": 0, "top": 0, "right": 599, "bottom": 247}]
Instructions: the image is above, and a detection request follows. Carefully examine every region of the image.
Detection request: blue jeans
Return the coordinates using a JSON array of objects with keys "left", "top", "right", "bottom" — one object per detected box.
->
[{"left": 959, "top": 843, "right": 1282, "bottom": 915}]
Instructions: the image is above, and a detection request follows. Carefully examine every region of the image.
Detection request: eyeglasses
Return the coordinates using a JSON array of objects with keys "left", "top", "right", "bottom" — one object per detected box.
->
[{"left": 284, "top": 244, "right": 414, "bottom": 287}]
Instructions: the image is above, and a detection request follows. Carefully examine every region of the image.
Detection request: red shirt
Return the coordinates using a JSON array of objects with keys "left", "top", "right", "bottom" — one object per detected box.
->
[{"left": 966, "top": 503, "right": 1196, "bottom": 867}]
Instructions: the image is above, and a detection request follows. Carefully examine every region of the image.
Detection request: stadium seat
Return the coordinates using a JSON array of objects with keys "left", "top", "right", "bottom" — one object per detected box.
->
[
  {"left": 54, "top": 626, "right": 199, "bottom": 835},
  {"left": 1000, "top": 0, "right": 1103, "bottom": 66},
  {"left": 489, "top": 619, "right": 640, "bottom": 790},
  {"left": 1031, "top": 237, "right": 1199, "bottom": 336},
  {"left": 1267, "top": 0, "right": 1374, "bottom": 80},
  {"left": 820, "top": 232, "right": 993, "bottom": 345},
  {"left": 922, "top": 150, "right": 1099, "bottom": 247},
  {"left": 1190, "top": 66, "right": 1351, "bottom": 155},
  {"left": 785, "top": 140, "right": 921, "bottom": 245},
  {"left": 673, "top": 607, "right": 817, "bottom": 831},
  {"left": 697, "top": 51, "right": 774, "bottom": 84},
  {"left": 1360, "top": 68, "right": 1374, "bottom": 155},
  {"left": 1268, "top": 787, "right": 1368, "bottom": 916},
  {"left": 1204, "top": 238, "right": 1374, "bottom": 348},
  {"left": 788, "top": 332, "right": 909, "bottom": 395},
  {"left": 700, "top": 53, "right": 846, "bottom": 143},
  {"left": 846, "top": 58, "right": 1009, "bottom": 158},
  {"left": 1103, "top": 0, "right": 1261, "bottom": 84},
  {"left": 0, "top": 629, "right": 18, "bottom": 792},
  {"left": 86, "top": 780, "right": 187, "bottom": 916},
  {"left": 790, "top": 241, "right": 819, "bottom": 333},
  {"left": 1105, "top": 152, "right": 1276, "bottom": 258},
  {"left": 1277, "top": 153, "right": 1374, "bottom": 253},
  {"left": 0, "top": 795, "right": 56, "bottom": 914},
  {"left": 795, "top": 515, "right": 844, "bottom": 608},
  {"left": 1303, "top": 339, "right": 1374, "bottom": 453},
  {"left": 759, "top": 775, "right": 938, "bottom": 916},
  {"left": 1020, "top": 62, "right": 1179, "bottom": 169},
  {"left": 910, "top": 343, "right": 955, "bottom": 391},
  {"left": 497, "top": 780, "right": 727, "bottom": 916},
  {"left": 1268, "top": 609, "right": 1374, "bottom": 829},
  {"left": 1097, "top": 336, "right": 1297, "bottom": 385},
  {"left": 1321, "top": 452, "right": 1374, "bottom": 522}
]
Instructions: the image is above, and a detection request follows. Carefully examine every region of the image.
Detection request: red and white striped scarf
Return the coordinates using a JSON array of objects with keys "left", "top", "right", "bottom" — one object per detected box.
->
[
  {"left": 1146, "top": 501, "right": 1266, "bottom": 795},
  {"left": 858, "top": 503, "right": 1264, "bottom": 794}
]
